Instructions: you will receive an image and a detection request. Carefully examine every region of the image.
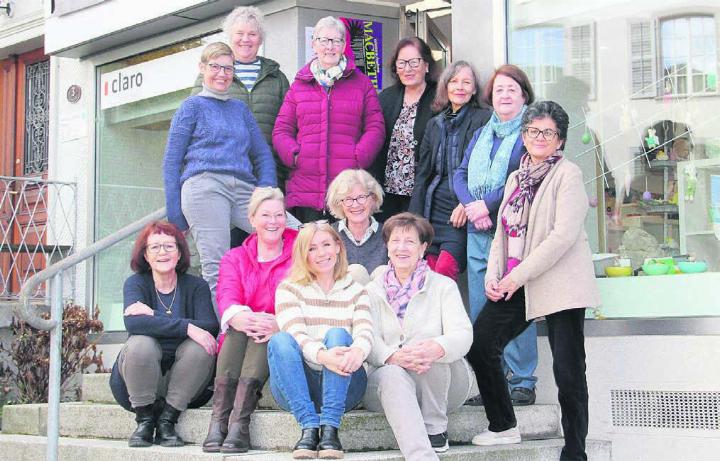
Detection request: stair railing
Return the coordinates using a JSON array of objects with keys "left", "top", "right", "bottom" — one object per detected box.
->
[{"left": 15, "top": 207, "right": 167, "bottom": 461}]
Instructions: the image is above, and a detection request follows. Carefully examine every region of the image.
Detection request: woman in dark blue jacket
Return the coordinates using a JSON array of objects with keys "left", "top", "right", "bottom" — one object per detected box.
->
[
  {"left": 110, "top": 221, "right": 219, "bottom": 448},
  {"left": 409, "top": 61, "right": 490, "bottom": 280}
]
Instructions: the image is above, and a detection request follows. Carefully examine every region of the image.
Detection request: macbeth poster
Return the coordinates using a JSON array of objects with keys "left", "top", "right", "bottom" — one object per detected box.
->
[{"left": 340, "top": 17, "right": 383, "bottom": 90}]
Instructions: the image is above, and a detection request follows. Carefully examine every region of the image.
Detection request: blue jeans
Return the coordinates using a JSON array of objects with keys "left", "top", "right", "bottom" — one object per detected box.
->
[
  {"left": 467, "top": 231, "right": 538, "bottom": 391},
  {"left": 268, "top": 328, "right": 367, "bottom": 429}
]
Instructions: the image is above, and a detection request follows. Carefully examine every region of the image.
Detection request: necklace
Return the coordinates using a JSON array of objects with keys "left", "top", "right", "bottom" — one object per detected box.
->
[{"left": 155, "top": 286, "right": 177, "bottom": 315}]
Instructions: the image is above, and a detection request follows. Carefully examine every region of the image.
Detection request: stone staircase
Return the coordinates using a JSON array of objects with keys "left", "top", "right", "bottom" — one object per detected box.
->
[{"left": 0, "top": 373, "right": 613, "bottom": 460}]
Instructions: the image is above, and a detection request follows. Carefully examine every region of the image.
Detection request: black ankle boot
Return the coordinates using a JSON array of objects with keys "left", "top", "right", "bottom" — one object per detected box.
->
[
  {"left": 318, "top": 425, "right": 343, "bottom": 459},
  {"left": 155, "top": 403, "right": 185, "bottom": 447},
  {"left": 128, "top": 404, "right": 155, "bottom": 447},
  {"left": 292, "top": 427, "right": 319, "bottom": 459}
]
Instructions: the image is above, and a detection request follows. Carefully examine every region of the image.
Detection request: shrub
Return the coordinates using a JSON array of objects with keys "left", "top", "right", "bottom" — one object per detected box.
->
[{"left": 0, "top": 302, "right": 106, "bottom": 404}]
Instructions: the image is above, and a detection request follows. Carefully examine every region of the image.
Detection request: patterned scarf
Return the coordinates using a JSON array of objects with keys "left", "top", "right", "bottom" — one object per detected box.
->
[
  {"left": 502, "top": 153, "right": 562, "bottom": 265},
  {"left": 310, "top": 55, "right": 347, "bottom": 89},
  {"left": 467, "top": 106, "right": 527, "bottom": 199},
  {"left": 383, "top": 259, "right": 429, "bottom": 322}
]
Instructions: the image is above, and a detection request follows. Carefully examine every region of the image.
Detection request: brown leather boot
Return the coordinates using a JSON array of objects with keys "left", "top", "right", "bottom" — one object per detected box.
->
[
  {"left": 202, "top": 376, "right": 238, "bottom": 452},
  {"left": 221, "top": 377, "right": 263, "bottom": 453}
]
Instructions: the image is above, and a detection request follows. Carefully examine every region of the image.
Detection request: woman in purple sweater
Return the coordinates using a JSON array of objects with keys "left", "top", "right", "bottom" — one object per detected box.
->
[{"left": 163, "top": 42, "right": 288, "bottom": 311}]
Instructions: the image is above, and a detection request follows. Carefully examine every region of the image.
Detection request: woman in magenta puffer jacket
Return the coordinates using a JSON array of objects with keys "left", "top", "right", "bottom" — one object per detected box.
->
[{"left": 272, "top": 16, "right": 385, "bottom": 222}]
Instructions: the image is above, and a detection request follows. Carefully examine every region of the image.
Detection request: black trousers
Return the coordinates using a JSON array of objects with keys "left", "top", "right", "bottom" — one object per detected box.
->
[{"left": 466, "top": 288, "right": 589, "bottom": 461}]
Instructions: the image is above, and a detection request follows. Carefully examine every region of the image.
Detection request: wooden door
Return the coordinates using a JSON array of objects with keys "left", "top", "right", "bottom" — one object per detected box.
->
[{"left": 0, "top": 48, "right": 50, "bottom": 298}]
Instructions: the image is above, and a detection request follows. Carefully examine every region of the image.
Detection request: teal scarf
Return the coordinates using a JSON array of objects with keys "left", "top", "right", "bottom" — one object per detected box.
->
[{"left": 467, "top": 106, "right": 526, "bottom": 199}]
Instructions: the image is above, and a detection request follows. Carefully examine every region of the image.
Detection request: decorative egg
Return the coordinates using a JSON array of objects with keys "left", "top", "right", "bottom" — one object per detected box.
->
[
  {"left": 581, "top": 131, "right": 592, "bottom": 144},
  {"left": 642, "top": 190, "right": 652, "bottom": 201}
]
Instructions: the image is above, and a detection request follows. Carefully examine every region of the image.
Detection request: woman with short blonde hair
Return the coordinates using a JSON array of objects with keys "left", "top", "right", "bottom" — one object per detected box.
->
[
  {"left": 327, "top": 170, "right": 388, "bottom": 275},
  {"left": 268, "top": 222, "right": 373, "bottom": 459}
]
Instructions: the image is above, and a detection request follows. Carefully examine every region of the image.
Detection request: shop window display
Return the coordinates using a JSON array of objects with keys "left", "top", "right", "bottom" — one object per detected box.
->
[{"left": 508, "top": 0, "right": 720, "bottom": 318}]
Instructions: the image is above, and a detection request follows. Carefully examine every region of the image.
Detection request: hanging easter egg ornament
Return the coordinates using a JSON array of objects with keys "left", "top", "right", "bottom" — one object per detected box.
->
[{"left": 582, "top": 129, "right": 592, "bottom": 145}]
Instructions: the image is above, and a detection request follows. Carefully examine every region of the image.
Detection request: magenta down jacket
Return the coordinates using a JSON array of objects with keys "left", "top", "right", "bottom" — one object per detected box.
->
[{"left": 272, "top": 58, "right": 385, "bottom": 211}]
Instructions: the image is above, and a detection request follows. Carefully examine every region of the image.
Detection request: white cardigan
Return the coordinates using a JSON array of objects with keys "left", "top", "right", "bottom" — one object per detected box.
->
[{"left": 364, "top": 267, "right": 473, "bottom": 370}]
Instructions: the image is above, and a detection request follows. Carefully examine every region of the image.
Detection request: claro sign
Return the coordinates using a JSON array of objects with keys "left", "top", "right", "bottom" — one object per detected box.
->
[{"left": 100, "top": 46, "right": 203, "bottom": 110}]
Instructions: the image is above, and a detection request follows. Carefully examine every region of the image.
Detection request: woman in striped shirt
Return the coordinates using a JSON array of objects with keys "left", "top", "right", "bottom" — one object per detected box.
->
[{"left": 268, "top": 222, "right": 373, "bottom": 459}]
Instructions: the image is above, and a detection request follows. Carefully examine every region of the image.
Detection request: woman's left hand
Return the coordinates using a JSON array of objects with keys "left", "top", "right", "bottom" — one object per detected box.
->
[
  {"left": 450, "top": 204, "right": 467, "bottom": 228},
  {"left": 497, "top": 275, "right": 520, "bottom": 300},
  {"left": 403, "top": 339, "right": 445, "bottom": 374},
  {"left": 244, "top": 313, "right": 279, "bottom": 343},
  {"left": 337, "top": 346, "right": 365, "bottom": 374},
  {"left": 187, "top": 323, "right": 218, "bottom": 356}
]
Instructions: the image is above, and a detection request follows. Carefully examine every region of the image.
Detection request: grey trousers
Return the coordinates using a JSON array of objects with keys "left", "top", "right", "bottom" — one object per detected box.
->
[
  {"left": 181, "top": 172, "right": 300, "bottom": 316},
  {"left": 216, "top": 328, "right": 270, "bottom": 382},
  {"left": 363, "top": 359, "right": 473, "bottom": 461},
  {"left": 117, "top": 335, "right": 214, "bottom": 411}
]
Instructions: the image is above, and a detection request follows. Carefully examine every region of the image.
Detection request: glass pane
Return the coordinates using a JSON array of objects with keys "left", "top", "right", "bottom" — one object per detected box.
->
[
  {"left": 507, "top": 1, "right": 720, "bottom": 319},
  {"left": 24, "top": 60, "right": 50, "bottom": 175}
]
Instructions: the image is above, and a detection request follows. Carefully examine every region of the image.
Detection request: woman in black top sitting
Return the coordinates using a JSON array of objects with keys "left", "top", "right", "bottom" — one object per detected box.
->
[{"left": 110, "top": 221, "right": 219, "bottom": 448}]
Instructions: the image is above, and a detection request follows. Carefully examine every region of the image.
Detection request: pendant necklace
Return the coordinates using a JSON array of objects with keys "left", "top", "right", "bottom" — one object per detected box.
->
[{"left": 155, "top": 285, "right": 177, "bottom": 315}]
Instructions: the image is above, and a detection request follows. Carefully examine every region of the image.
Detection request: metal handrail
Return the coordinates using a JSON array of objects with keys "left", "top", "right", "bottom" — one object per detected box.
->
[{"left": 14, "top": 206, "right": 167, "bottom": 461}]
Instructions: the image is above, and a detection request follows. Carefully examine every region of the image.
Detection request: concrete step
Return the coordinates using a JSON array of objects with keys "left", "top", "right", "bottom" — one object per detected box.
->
[
  {"left": 2, "top": 403, "right": 560, "bottom": 452},
  {"left": 0, "top": 434, "right": 613, "bottom": 461}
]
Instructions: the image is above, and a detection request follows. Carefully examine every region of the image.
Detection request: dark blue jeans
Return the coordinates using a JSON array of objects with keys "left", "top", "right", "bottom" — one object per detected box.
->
[{"left": 268, "top": 328, "right": 367, "bottom": 429}]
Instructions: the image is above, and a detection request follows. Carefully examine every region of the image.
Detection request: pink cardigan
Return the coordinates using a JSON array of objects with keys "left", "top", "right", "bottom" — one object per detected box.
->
[
  {"left": 272, "top": 59, "right": 385, "bottom": 210},
  {"left": 216, "top": 228, "right": 297, "bottom": 348}
]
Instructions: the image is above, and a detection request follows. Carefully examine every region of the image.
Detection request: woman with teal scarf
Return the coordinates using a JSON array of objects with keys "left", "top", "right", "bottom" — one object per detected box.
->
[{"left": 453, "top": 64, "right": 538, "bottom": 406}]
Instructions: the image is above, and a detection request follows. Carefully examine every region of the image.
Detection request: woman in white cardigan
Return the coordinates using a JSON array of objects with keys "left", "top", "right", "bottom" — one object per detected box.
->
[
  {"left": 467, "top": 101, "right": 600, "bottom": 461},
  {"left": 363, "top": 212, "right": 473, "bottom": 461}
]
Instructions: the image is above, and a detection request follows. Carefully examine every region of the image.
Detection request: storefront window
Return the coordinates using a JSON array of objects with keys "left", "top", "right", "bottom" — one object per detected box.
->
[
  {"left": 94, "top": 34, "right": 220, "bottom": 331},
  {"left": 507, "top": 1, "right": 720, "bottom": 318}
]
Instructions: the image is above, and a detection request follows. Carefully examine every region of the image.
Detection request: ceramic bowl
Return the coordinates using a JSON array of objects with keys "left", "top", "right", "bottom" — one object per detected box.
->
[
  {"left": 642, "top": 262, "right": 670, "bottom": 275},
  {"left": 605, "top": 266, "right": 633, "bottom": 277},
  {"left": 678, "top": 261, "right": 707, "bottom": 274}
]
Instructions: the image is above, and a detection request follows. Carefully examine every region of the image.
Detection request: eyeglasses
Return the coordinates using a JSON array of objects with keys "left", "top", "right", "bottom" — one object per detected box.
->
[
  {"left": 315, "top": 37, "right": 345, "bottom": 48},
  {"left": 396, "top": 57, "right": 423, "bottom": 70},
  {"left": 146, "top": 243, "right": 178, "bottom": 254},
  {"left": 524, "top": 127, "right": 559, "bottom": 141},
  {"left": 206, "top": 63, "right": 234, "bottom": 76},
  {"left": 299, "top": 219, "right": 330, "bottom": 229},
  {"left": 339, "top": 194, "right": 371, "bottom": 207}
]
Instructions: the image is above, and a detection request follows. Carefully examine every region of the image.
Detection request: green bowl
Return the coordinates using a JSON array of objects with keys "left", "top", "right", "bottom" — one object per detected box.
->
[
  {"left": 678, "top": 261, "right": 707, "bottom": 273},
  {"left": 642, "top": 263, "right": 670, "bottom": 275},
  {"left": 605, "top": 266, "right": 633, "bottom": 277}
]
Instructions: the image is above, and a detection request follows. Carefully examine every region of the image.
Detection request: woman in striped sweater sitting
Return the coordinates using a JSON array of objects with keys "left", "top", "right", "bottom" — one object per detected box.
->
[{"left": 268, "top": 221, "right": 373, "bottom": 459}]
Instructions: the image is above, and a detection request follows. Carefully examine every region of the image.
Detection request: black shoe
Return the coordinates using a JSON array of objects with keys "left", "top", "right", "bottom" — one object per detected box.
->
[
  {"left": 428, "top": 431, "right": 449, "bottom": 453},
  {"left": 128, "top": 404, "right": 155, "bottom": 448},
  {"left": 465, "top": 393, "right": 484, "bottom": 406},
  {"left": 318, "top": 425, "right": 343, "bottom": 459},
  {"left": 155, "top": 403, "right": 185, "bottom": 447},
  {"left": 510, "top": 387, "right": 536, "bottom": 406},
  {"left": 293, "top": 427, "right": 320, "bottom": 459}
]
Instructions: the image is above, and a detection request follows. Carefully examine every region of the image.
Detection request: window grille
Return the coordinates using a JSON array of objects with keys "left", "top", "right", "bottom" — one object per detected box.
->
[{"left": 24, "top": 60, "right": 50, "bottom": 175}]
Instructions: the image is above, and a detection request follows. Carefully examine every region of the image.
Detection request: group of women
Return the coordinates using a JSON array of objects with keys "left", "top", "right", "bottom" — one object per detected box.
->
[{"left": 112, "top": 5, "right": 600, "bottom": 461}]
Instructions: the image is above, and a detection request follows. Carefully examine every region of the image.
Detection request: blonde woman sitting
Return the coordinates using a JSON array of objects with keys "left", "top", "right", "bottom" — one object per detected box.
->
[{"left": 268, "top": 222, "right": 373, "bottom": 459}]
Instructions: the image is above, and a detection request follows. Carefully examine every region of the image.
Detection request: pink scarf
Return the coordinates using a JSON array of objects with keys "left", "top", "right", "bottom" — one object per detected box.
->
[{"left": 384, "top": 259, "right": 429, "bottom": 322}]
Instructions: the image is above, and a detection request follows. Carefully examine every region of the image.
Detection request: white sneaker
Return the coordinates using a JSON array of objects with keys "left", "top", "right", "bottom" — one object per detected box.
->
[{"left": 471, "top": 427, "right": 521, "bottom": 446}]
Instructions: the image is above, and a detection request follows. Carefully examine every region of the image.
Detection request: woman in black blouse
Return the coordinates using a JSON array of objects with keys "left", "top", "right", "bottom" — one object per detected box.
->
[
  {"left": 372, "top": 37, "right": 438, "bottom": 221},
  {"left": 110, "top": 221, "right": 219, "bottom": 448}
]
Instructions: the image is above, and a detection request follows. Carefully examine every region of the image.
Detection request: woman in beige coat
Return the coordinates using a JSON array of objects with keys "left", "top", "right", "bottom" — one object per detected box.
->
[
  {"left": 363, "top": 213, "right": 473, "bottom": 461},
  {"left": 467, "top": 101, "right": 600, "bottom": 461}
]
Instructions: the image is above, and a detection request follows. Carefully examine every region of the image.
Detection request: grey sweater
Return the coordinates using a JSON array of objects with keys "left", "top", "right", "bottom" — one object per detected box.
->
[{"left": 334, "top": 221, "right": 388, "bottom": 273}]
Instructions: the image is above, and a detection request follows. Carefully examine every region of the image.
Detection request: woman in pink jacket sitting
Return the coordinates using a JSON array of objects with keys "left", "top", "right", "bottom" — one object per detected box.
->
[
  {"left": 202, "top": 187, "right": 298, "bottom": 454},
  {"left": 272, "top": 16, "right": 385, "bottom": 223}
]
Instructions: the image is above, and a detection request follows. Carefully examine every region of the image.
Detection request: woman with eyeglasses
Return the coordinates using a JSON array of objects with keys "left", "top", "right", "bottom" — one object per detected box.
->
[
  {"left": 110, "top": 221, "right": 219, "bottom": 448},
  {"left": 273, "top": 16, "right": 385, "bottom": 223},
  {"left": 453, "top": 64, "right": 538, "bottom": 407},
  {"left": 326, "top": 169, "right": 388, "bottom": 276},
  {"left": 467, "top": 101, "right": 599, "bottom": 461},
  {"left": 202, "top": 187, "right": 297, "bottom": 453},
  {"left": 408, "top": 61, "right": 491, "bottom": 281},
  {"left": 268, "top": 222, "right": 373, "bottom": 459},
  {"left": 164, "top": 42, "right": 284, "bottom": 314},
  {"left": 371, "top": 37, "right": 438, "bottom": 221}
]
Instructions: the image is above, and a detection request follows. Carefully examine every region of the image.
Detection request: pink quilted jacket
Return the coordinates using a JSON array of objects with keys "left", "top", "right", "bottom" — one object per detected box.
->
[
  {"left": 215, "top": 228, "right": 297, "bottom": 349},
  {"left": 272, "top": 59, "right": 385, "bottom": 210}
]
